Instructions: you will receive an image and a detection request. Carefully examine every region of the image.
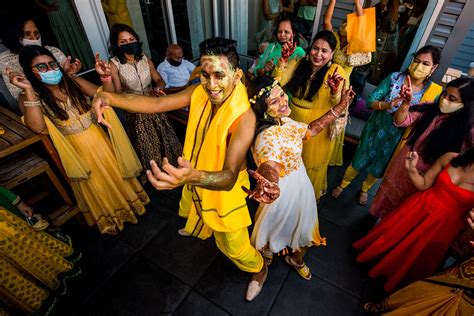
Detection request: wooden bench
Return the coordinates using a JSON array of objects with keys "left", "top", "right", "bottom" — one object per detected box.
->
[{"left": 0, "top": 152, "right": 79, "bottom": 225}]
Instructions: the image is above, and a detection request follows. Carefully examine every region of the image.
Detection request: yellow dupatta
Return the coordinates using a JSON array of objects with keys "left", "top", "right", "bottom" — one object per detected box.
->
[
  {"left": 39, "top": 107, "right": 141, "bottom": 180},
  {"left": 179, "top": 83, "right": 252, "bottom": 238}
]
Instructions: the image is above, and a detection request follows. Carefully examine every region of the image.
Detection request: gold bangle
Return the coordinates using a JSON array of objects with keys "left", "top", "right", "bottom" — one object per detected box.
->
[
  {"left": 330, "top": 108, "right": 339, "bottom": 117},
  {"left": 23, "top": 100, "right": 41, "bottom": 108},
  {"left": 377, "top": 101, "right": 382, "bottom": 110}
]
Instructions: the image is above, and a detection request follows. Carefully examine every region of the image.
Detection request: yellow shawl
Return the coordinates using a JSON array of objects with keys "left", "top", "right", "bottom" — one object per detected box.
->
[
  {"left": 41, "top": 107, "right": 141, "bottom": 180},
  {"left": 179, "top": 83, "right": 251, "bottom": 238}
]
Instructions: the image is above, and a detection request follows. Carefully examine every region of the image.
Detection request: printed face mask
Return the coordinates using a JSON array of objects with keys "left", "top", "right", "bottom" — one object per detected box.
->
[
  {"left": 120, "top": 42, "right": 140, "bottom": 55},
  {"left": 39, "top": 69, "right": 63, "bottom": 85},
  {"left": 439, "top": 98, "right": 463, "bottom": 114},
  {"left": 20, "top": 37, "right": 42, "bottom": 46},
  {"left": 408, "top": 62, "right": 432, "bottom": 80}
]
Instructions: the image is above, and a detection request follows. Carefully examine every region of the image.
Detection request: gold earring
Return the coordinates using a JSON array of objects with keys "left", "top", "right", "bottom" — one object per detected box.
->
[{"left": 264, "top": 112, "right": 269, "bottom": 120}]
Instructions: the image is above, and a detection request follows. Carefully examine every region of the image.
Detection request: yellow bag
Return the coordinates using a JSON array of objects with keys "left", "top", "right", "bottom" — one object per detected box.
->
[{"left": 346, "top": 7, "right": 376, "bottom": 54}]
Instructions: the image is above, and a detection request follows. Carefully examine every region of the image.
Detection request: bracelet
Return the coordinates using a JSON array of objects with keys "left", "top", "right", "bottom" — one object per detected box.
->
[
  {"left": 12, "top": 196, "right": 21, "bottom": 206},
  {"left": 377, "top": 101, "right": 383, "bottom": 110},
  {"left": 100, "top": 75, "right": 112, "bottom": 82},
  {"left": 23, "top": 100, "right": 41, "bottom": 108},
  {"left": 330, "top": 108, "right": 339, "bottom": 117}
]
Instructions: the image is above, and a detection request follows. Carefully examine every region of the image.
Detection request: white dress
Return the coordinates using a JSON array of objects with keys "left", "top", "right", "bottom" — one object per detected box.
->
[{"left": 251, "top": 117, "right": 326, "bottom": 253}]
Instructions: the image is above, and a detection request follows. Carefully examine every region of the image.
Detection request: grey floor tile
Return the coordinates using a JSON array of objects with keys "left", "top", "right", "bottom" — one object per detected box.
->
[
  {"left": 118, "top": 207, "right": 174, "bottom": 249},
  {"left": 174, "top": 290, "right": 231, "bottom": 316},
  {"left": 195, "top": 254, "right": 289, "bottom": 316},
  {"left": 83, "top": 254, "right": 191, "bottom": 315},
  {"left": 141, "top": 216, "right": 219, "bottom": 286},
  {"left": 269, "top": 274, "right": 363, "bottom": 316},
  {"left": 304, "top": 218, "right": 372, "bottom": 300}
]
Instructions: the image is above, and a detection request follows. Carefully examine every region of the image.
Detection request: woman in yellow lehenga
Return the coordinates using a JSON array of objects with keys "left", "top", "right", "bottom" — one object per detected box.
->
[
  {"left": 9, "top": 45, "right": 149, "bottom": 235},
  {"left": 273, "top": 30, "right": 346, "bottom": 199},
  {"left": 0, "top": 187, "right": 81, "bottom": 315}
]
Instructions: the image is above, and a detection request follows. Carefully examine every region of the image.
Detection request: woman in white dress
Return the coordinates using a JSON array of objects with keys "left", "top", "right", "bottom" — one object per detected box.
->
[{"left": 244, "top": 75, "right": 354, "bottom": 299}]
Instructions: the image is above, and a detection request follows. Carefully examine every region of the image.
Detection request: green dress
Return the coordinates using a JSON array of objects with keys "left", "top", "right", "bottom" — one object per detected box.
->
[
  {"left": 351, "top": 72, "right": 433, "bottom": 178},
  {"left": 254, "top": 42, "right": 306, "bottom": 76}
]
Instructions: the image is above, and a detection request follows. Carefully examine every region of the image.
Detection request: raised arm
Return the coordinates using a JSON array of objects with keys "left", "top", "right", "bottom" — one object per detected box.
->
[
  {"left": 92, "top": 84, "right": 196, "bottom": 127},
  {"left": 405, "top": 151, "right": 456, "bottom": 190},
  {"left": 308, "top": 85, "right": 355, "bottom": 137},
  {"left": 323, "top": 0, "right": 336, "bottom": 31},
  {"left": 7, "top": 69, "right": 47, "bottom": 133},
  {"left": 354, "top": 0, "right": 363, "bottom": 16},
  {"left": 147, "top": 108, "right": 256, "bottom": 191}
]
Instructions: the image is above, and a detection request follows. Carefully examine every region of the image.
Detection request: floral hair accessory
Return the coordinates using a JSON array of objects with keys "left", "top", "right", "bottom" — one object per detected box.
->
[{"left": 249, "top": 78, "right": 280, "bottom": 104}]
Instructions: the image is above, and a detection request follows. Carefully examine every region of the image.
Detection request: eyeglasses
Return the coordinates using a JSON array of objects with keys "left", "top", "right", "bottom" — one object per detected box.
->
[{"left": 32, "top": 61, "right": 60, "bottom": 73}]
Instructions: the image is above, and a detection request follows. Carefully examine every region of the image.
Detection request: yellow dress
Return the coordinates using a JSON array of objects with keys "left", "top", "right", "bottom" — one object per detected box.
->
[
  {"left": 329, "top": 31, "right": 354, "bottom": 166},
  {"left": 276, "top": 60, "right": 345, "bottom": 199},
  {"left": 0, "top": 207, "right": 79, "bottom": 314},
  {"left": 44, "top": 100, "right": 150, "bottom": 234}
]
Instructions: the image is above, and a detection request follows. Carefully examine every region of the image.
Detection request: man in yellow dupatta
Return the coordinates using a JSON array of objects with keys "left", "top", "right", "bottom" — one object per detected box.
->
[{"left": 92, "top": 38, "right": 273, "bottom": 301}]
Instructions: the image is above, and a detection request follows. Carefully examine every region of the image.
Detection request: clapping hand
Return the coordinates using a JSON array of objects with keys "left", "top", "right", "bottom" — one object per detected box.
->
[
  {"left": 327, "top": 66, "right": 344, "bottom": 95},
  {"left": 242, "top": 170, "right": 280, "bottom": 204}
]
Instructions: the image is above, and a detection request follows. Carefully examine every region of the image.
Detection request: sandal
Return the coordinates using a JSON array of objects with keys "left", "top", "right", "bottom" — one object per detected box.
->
[
  {"left": 285, "top": 255, "right": 312, "bottom": 280},
  {"left": 262, "top": 248, "right": 273, "bottom": 266},
  {"left": 331, "top": 185, "right": 344, "bottom": 199},
  {"left": 358, "top": 191, "right": 368, "bottom": 206}
]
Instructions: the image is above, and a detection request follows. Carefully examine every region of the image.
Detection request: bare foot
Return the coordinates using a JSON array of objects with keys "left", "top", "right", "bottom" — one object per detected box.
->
[{"left": 331, "top": 185, "right": 344, "bottom": 198}]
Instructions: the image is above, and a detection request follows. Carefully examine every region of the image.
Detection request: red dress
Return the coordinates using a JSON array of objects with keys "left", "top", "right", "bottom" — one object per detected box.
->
[{"left": 353, "top": 167, "right": 474, "bottom": 293}]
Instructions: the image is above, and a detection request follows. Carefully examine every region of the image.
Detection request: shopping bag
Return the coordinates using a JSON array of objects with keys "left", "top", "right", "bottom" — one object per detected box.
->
[{"left": 346, "top": 7, "right": 376, "bottom": 54}]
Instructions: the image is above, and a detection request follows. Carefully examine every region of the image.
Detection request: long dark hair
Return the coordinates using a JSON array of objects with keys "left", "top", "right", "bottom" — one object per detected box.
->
[
  {"left": 273, "top": 13, "right": 300, "bottom": 45},
  {"left": 451, "top": 147, "right": 474, "bottom": 168},
  {"left": 109, "top": 23, "right": 144, "bottom": 64},
  {"left": 407, "top": 78, "right": 474, "bottom": 164},
  {"left": 285, "top": 30, "right": 336, "bottom": 101},
  {"left": 19, "top": 45, "right": 90, "bottom": 121},
  {"left": 247, "top": 75, "right": 280, "bottom": 136},
  {"left": 2, "top": 17, "right": 37, "bottom": 54}
]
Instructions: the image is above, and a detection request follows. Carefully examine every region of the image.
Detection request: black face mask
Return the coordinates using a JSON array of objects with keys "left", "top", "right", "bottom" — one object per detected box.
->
[
  {"left": 168, "top": 58, "right": 182, "bottom": 67},
  {"left": 120, "top": 42, "right": 140, "bottom": 55}
]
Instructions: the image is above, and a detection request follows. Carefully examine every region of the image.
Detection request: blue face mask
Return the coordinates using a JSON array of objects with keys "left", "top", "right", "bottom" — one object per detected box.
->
[{"left": 39, "top": 69, "right": 63, "bottom": 85}]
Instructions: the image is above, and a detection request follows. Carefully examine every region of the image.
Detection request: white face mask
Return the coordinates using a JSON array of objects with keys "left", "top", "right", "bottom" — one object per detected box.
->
[
  {"left": 20, "top": 37, "right": 42, "bottom": 47},
  {"left": 439, "top": 98, "right": 464, "bottom": 114}
]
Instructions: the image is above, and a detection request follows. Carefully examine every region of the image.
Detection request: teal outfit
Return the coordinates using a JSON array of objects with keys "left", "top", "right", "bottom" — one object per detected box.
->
[
  {"left": 254, "top": 42, "right": 306, "bottom": 76},
  {"left": 351, "top": 72, "right": 431, "bottom": 178}
]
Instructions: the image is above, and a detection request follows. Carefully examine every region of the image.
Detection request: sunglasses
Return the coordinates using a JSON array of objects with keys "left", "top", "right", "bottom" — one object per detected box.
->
[{"left": 32, "top": 61, "right": 60, "bottom": 73}]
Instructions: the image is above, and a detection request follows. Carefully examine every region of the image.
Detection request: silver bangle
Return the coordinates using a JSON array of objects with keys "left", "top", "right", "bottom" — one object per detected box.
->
[{"left": 23, "top": 100, "right": 41, "bottom": 108}]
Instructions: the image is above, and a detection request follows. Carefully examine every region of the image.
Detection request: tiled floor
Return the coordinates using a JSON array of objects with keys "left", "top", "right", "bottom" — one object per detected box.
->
[{"left": 53, "top": 145, "right": 388, "bottom": 315}]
